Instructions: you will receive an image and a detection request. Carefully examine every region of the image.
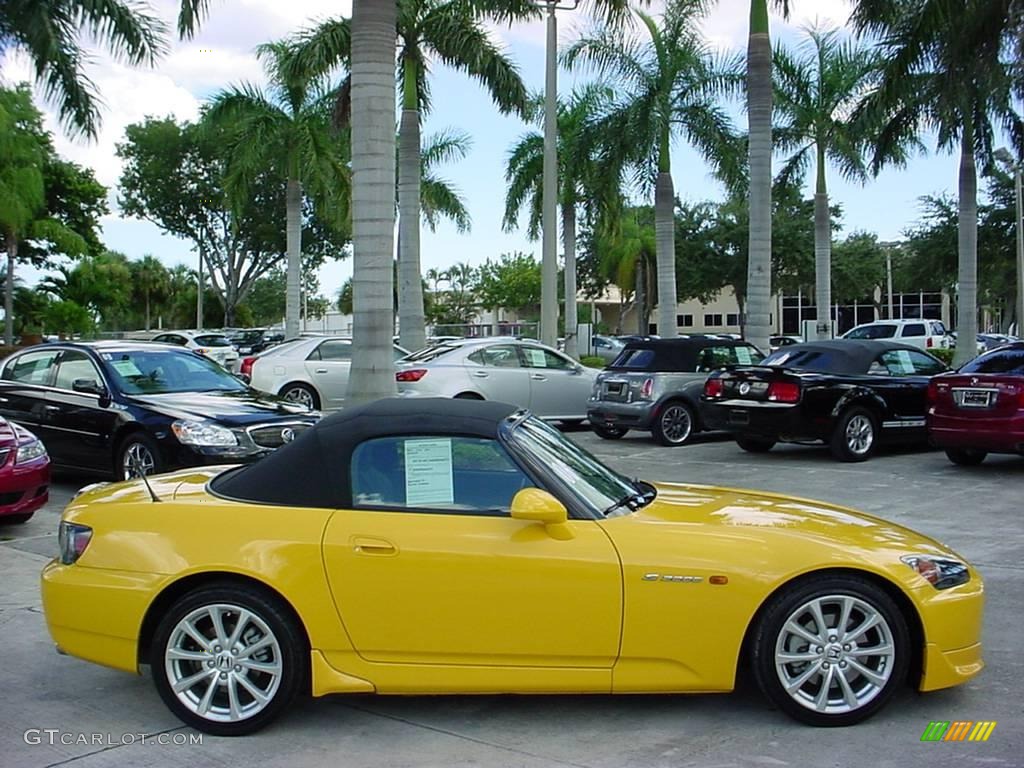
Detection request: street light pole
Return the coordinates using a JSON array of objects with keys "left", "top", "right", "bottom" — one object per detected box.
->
[{"left": 537, "top": 1, "right": 577, "bottom": 348}]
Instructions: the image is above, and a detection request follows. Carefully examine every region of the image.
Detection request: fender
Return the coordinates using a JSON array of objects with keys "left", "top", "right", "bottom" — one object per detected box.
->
[{"left": 831, "top": 386, "right": 887, "bottom": 420}]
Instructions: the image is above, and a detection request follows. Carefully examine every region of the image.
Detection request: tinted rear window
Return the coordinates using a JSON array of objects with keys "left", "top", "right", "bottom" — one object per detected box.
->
[
  {"left": 401, "top": 344, "right": 460, "bottom": 363},
  {"left": 960, "top": 349, "right": 1024, "bottom": 375},
  {"left": 845, "top": 324, "right": 896, "bottom": 340},
  {"left": 194, "top": 335, "right": 232, "bottom": 347},
  {"left": 609, "top": 348, "right": 657, "bottom": 370}
]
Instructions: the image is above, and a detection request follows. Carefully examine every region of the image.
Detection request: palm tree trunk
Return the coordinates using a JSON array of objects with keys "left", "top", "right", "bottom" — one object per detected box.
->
[
  {"left": 563, "top": 203, "right": 578, "bottom": 359},
  {"left": 655, "top": 136, "right": 678, "bottom": 337},
  {"left": 145, "top": 293, "right": 151, "bottom": 331},
  {"left": 635, "top": 258, "right": 646, "bottom": 335},
  {"left": 745, "top": 0, "right": 773, "bottom": 352},
  {"left": 285, "top": 177, "right": 302, "bottom": 339},
  {"left": 398, "top": 60, "right": 426, "bottom": 354},
  {"left": 814, "top": 143, "right": 832, "bottom": 340},
  {"left": 4, "top": 236, "right": 14, "bottom": 346},
  {"left": 347, "top": 0, "right": 398, "bottom": 403},
  {"left": 953, "top": 126, "right": 979, "bottom": 367}
]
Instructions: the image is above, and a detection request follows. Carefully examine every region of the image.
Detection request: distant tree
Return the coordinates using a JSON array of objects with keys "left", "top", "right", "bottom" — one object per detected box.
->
[
  {"left": 131, "top": 255, "right": 170, "bottom": 331},
  {"left": 831, "top": 232, "right": 888, "bottom": 306},
  {"left": 426, "top": 263, "right": 477, "bottom": 327},
  {"left": 40, "top": 251, "right": 133, "bottom": 328},
  {"left": 474, "top": 252, "right": 542, "bottom": 318},
  {"left": 43, "top": 300, "right": 93, "bottom": 337}
]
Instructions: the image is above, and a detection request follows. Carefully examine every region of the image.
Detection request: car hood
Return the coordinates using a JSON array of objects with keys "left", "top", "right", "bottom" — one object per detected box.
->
[
  {"left": 633, "top": 482, "right": 958, "bottom": 559},
  {"left": 124, "top": 390, "right": 316, "bottom": 425}
]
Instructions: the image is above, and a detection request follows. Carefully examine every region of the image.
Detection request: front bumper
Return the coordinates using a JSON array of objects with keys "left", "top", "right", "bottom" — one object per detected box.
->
[
  {"left": 0, "top": 457, "right": 49, "bottom": 517},
  {"left": 587, "top": 399, "right": 656, "bottom": 430},
  {"left": 914, "top": 569, "right": 985, "bottom": 691}
]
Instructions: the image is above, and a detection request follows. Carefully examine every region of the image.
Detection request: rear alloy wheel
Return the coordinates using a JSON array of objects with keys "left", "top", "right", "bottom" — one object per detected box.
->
[
  {"left": 592, "top": 424, "right": 628, "bottom": 440},
  {"left": 117, "top": 433, "right": 162, "bottom": 480},
  {"left": 652, "top": 402, "right": 695, "bottom": 446},
  {"left": 752, "top": 575, "right": 908, "bottom": 726},
  {"left": 736, "top": 436, "right": 776, "bottom": 453},
  {"left": 280, "top": 383, "right": 319, "bottom": 411},
  {"left": 945, "top": 448, "right": 987, "bottom": 466},
  {"left": 152, "top": 584, "right": 305, "bottom": 736},
  {"left": 831, "top": 407, "right": 878, "bottom": 462}
]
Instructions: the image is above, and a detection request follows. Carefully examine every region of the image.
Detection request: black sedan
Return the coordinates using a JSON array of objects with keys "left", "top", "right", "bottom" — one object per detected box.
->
[
  {"left": 0, "top": 342, "right": 319, "bottom": 478},
  {"left": 700, "top": 340, "right": 948, "bottom": 461}
]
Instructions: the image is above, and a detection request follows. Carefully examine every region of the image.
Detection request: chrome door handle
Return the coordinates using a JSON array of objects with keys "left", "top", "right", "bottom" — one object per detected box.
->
[
  {"left": 0, "top": 396, "right": 8, "bottom": 403},
  {"left": 530, "top": 374, "right": 546, "bottom": 381},
  {"left": 315, "top": 368, "right": 328, "bottom": 374},
  {"left": 43, "top": 404, "right": 61, "bottom": 411},
  {"left": 472, "top": 371, "right": 489, "bottom": 378}
]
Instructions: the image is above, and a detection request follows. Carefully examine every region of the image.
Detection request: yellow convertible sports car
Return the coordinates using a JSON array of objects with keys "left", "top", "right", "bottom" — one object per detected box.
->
[{"left": 42, "top": 399, "right": 984, "bottom": 735}]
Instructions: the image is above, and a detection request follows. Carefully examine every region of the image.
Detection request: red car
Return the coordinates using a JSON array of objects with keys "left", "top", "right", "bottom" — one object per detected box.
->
[
  {"left": 927, "top": 341, "right": 1024, "bottom": 465},
  {"left": 0, "top": 417, "right": 50, "bottom": 523}
]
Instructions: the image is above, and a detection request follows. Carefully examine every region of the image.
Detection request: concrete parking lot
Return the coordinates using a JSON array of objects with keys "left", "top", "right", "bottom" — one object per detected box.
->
[{"left": 1, "top": 432, "right": 1020, "bottom": 768}]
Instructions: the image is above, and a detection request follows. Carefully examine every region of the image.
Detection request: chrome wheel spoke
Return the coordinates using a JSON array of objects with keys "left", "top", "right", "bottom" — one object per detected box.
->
[
  {"left": 209, "top": 606, "right": 229, "bottom": 646},
  {"left": 837, "top": 597, "right": 854, "bottom": 640},
  {"left": 847, "top": 613, "right": 881, "bottom": 641},
  {"left": 784, "top": 620, "right": 822, "bottom": 645},
  {"left": 777, "top": 650, "right": 819, "bottom": 663},
  {"left": 850, "top": 643, "right": 893, "bottom": 657},
  {"left": 236, "top": 635, "right": 275, "bottom": 659},
  {"left": 847, "top": 657, "right": 888, "bottom": 687},
  {"left": 173, "top": 668, "right": 215, "bottom": 694},
  {"left": 227, "top": 675, "right": 242, "bottom": 721},
  {"left": 784, "top": 660, "right": 823, "bottom": 693},
  {"left": 226, "top": 609, "right": 252, "bottom": 649},
  {"left": 167, "top": 648, "right": 209, "bottom": 662},
  {"left": 240, "top": 658, "right": 281, "bottom": 674},
  {"left": 809, "top": 600, "right": 830, "bottom": 640},
  {"left": 196, "top": 675, "right": 219, "bottom": 716},
  {"left": 236, "top": 672, "right": 271, "bottom": 705},
  {"left": 181, "top": 620, "right": 211, "bottom": 651},
  {"left": 836, "top": 665, "right": 860, "bottom": 710},
  {"left": 814, "top": 665, "right": 836, "bottom": 711}
]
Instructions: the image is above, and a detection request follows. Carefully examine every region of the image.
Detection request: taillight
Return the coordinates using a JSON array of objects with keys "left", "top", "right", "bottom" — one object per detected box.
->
[
  {"left": 927, "top": 337, "right": 934, "bottom": 348},
  {"left": 704, "top": 378, "right": 724, "bottom": 398},
  {"left": 767, "top": 381, "right": 801, "bottom": 403},
  {"left": 640, "top": 378, "right": 654, "bottom": 399},
  {"left": 194, "top": 347, "right": 208, "bottom": 356},
  {"left": 58, "top": 521, "right": 92, "bottom": 565},
  {"left": 396, "top": 369, "right": 428, "bottom": 382},
  {"left": 927, "top": 380, "right": 939, "bottom": 405},
  {"left": 240, "top": 356, "right": 257, "bottom": 377}
]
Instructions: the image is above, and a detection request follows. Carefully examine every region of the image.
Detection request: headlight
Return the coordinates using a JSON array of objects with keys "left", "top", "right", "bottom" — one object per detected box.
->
[
  {"left": 901, "top": 555, "right": 970, "bottom": 590},
  {"left": 58, "top": 521, "right": 93, "bottom": 565},
  {"left": 15, "top": 440, "right": 47, "bottom": 464},
  {"left": 171, "top": 420, "right": 238, "bottom": 447}
]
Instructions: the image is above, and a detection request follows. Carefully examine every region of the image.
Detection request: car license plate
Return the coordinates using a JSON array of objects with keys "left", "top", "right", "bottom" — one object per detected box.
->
[
  {"left": 728, "top": 410, "right": 750, "bottom": 425},
  {"left": 955, "top": 389, "right": 993, "bottom": 408}
]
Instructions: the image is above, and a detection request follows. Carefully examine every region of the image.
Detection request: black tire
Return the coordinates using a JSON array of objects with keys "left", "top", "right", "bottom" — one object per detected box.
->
[
  {"left": 830, "top": 407, "right": 879, "bottom": 462},
  {"left": 736, "top": 436, "right": 776, "bottom": 453},
  {"left": 652, "top": 401, "right": 696, "bottom": 446},
  {"left": 0, "top": 512, "right": 33, "bottom": 524},
  {"left": 279, "top": 382, "right": 320, "bottom": 411},
  {"left": 151, "top": 582, "right": 307, "bottom": 736},
  {"left": 751, "top": 574, "right": 909, "bottom": 727},
  {"left": 560, "top": 419, "right": 586, "bottom": 429},
  {"left": 592, "top": 424, "right": 628, "bottom": 440},
  {"left": 454, "top": 391, "right": 484, "bottom": 400},
  {"left": 115, "top": 432, "right": 163, "bottom": 480},
  {"left": 945, "top": 448, "right": 987, "bottom": 466}
]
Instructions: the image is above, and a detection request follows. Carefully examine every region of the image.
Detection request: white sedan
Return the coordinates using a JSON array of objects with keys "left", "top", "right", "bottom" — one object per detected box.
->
[
  {"left": 151, "top": 330, "right": 239, "bottom": 371},
  {"left": 396, "top": 338, "right": 598, "bottom": 422},
  {"left": 247, "top": 337, "right": 408, "bottom": 410}
]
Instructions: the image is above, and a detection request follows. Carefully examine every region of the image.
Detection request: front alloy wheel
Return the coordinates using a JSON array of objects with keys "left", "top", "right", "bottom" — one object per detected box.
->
[
  {"left": 753, "top": 576, "right": 908, "bottom": 726},
  {"left": 152, "top": 584, "right": 305, "bottom": 735},
  {"left": 652, "top": 402, "right": 694, "bottom": 446}
]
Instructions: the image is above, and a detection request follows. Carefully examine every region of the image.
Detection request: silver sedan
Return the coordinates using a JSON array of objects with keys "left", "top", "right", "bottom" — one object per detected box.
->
[{"left": 396, "top": 338, "right": 598, "bottom": 422}]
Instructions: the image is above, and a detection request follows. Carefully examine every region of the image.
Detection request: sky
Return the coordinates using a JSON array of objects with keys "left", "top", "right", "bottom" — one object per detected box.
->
[{"left": 0, "top": 0, "right": 991, "bottom": 301}]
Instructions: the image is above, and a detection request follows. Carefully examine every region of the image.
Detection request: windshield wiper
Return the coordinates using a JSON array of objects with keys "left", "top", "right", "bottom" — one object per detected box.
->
[{"left": 603, "top": 492, "right": 644, "bottom": 516}]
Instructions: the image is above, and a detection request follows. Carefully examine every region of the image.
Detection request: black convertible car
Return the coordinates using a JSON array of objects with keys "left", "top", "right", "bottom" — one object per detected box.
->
[
  {"left": 700, "top": 340, "right": 948, "bottom": 461},
  {"left": 0, "top": 342, "right": 319, "bottom": 478}
]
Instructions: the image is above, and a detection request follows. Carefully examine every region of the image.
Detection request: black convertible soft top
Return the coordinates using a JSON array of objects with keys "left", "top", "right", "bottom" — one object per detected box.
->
[
  {"left": 763, "top": 339, "right": 931, "bottom": 374},
  {"left": 607, "top": 336, "right": 758, "bottom": 373},
  {"left": 211, "top": 397, "right": 521, "bottom": 508}
]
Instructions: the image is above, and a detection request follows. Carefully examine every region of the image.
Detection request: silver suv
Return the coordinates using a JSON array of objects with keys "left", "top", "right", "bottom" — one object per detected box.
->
[{"left": 588, "top": 337, "right": 765, "bottom": 445}]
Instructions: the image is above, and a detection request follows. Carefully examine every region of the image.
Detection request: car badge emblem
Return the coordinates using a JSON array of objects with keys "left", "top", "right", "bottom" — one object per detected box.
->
[
  {"left": 281, "top": 427, "right": 295, "bottom": 443},
  {"left": 738, "top": 382, "right": 751, "bottom": 395},
  {"left": 970, "top": 377, "right": 978, "bottom": 386}
]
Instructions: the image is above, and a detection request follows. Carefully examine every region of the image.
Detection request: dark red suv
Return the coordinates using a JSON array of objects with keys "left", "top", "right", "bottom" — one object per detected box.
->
[{"left": 927, "top": 341, "right": 1024, "bottom": 465}]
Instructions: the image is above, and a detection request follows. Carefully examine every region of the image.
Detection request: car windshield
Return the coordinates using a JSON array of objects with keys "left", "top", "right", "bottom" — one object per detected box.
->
[
  {"left": 960, "top": 348, "right": 1024, "bottom": 375},
  {"left": 508, "top": 416, "right": 644, "bottom": 517},
  {"left": 845, "top": 324, "right": 897, "bottom": 339},
  {"left": 102, "top": 350, "right": 248, "bottom": 394},
  {"left": 194, "top": 334, "right": 232, "bottom": 347}
]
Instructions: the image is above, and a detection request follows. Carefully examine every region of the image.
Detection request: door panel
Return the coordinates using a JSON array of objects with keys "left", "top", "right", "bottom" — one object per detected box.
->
[
  {"left": 518, "top": 346, "right": 589, "bottom": 417},
  {"left": 304, "top": 340, "right": 353, "bottom": 408},
  {"left": 0, "top": 349, "right": 59, "bottom": 439},
  {"left": 44, "top": 352, "right": 118, "bottom": 470},
  {"left": 322, "top": 510, "right": 622, "bottom": 667},
  {"left": 464, "top": 345, "right": 531, "bottom": 406}
]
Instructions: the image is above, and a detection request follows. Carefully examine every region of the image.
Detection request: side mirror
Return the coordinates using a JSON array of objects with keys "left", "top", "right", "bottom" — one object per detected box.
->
[
  {"left": 510, "top": 488, "right": 572, "bottom": 539},
  {"left": 72, "top": 378, "right": 106, "bottom": 396}
]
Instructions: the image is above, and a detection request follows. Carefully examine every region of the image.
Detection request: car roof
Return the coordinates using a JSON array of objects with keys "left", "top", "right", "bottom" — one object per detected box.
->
[
  {"left": 850, "top": 319, "right": 941, "bottom": 328},
  {"left": 766, "top": 339, "right": 929, "bottom": 373},
  {"left": 210, "top": 398, "right": 522, "bottom": 508},
  {"left": 10, "top": 340, "right": 192, "bottom": 355}
]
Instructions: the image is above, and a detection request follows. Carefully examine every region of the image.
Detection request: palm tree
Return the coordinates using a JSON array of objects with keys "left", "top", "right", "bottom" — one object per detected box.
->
[
  {"left": 597, "top": 210, "right": 657, "bottom": 334},
  {"left": 206, "top": 41, "right": 349, "bottom": 342},
  {"left": 563, "top": 0, "right": 741, "bottom": 339},
  {"left": 853, "top": 0, "right": 1024, "bottom": 367},
  {"left": 773, "top": 25, "right": 882, "bottom": 340},
  {"left": 132, "top": 255, "right": 170, "bottom": 331},
  {"left": 0, "top": 0, "right": 210, "bottom": 137},
  {"left": 420, "top": 130, "right": 472, "bottom": 234},
  {"left": 744, "top": 0, "right": 791, "bottom": 353},
  {"left": 288, "top": 2, "right": 527, "bottom": 354},
  {"left": 503, "top": 86, "right": 615, "bottom": 359}
]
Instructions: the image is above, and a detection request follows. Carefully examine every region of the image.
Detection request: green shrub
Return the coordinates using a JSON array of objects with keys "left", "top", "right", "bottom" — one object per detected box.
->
[
  {"left": 931, "top": 348, "right": 955, "bottom": 366},
  {"left": 580, "top": 356, "right": 606, "bottom": 369}
]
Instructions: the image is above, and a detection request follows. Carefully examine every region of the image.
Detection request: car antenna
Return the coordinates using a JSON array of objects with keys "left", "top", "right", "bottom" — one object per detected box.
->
[{"left": 131, "top": 455, "right": 162, "bottom": 503}]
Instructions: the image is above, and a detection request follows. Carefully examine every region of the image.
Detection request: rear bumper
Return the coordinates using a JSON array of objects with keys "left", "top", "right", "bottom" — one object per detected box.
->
[
  {"left": 928, "top": 414, "right": 1024, "bottom": 454},
  {"left": 700, "top": 400, "right": 825, "bottom": 441},
  {"left": 587, "top": 399, "right": 656, "bottom": 430}
]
